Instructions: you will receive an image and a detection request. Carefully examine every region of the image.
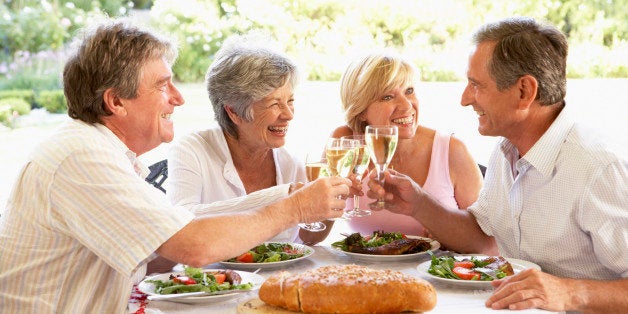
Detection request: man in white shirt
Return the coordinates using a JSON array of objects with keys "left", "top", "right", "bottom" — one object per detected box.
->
[
  {"left": 0, "top": 19, "right": 350, "bottom": 313},
  {"left": 369, "top": 17, "right": 627, "bottom": 313}
]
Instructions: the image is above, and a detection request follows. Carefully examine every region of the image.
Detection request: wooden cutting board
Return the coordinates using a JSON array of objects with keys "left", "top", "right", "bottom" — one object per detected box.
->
[{"left": 237, "top": 298, "right": 299, "bottom": 313}]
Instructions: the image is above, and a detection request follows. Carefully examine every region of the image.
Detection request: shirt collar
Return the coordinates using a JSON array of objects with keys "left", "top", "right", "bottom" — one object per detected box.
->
[
  {"left": 94, "top": 122, "right": 150, "bottom": 178},
  {"left": 500, "top": 104, "right": 574, "bottom": 177}
]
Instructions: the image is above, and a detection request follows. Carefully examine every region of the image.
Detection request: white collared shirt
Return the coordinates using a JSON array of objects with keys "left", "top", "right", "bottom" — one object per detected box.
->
[
  {"left": 469, "top": 107, "right": 628, "bottom": 280},
  {"left": 167, "top": 127, "right": 306, "bottom": 242},
  {"left": 0, "top": 119, "right": 194, "bottom": 313}
]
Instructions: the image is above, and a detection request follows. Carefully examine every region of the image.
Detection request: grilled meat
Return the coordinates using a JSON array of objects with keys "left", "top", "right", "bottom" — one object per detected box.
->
[
  {"left": 224, "top": 269, "right": 241, "bottom": 285},
  {"left": 348, "top": 237, "right": 432, "bottom": 255},
  {"left": 483, "top": 256, "right": 515, "bottom": 276}
]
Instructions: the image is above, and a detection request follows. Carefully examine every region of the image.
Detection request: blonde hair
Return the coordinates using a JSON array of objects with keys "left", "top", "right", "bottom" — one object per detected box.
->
[{"left": 339, "top": 51, "right": 418, "bottom": 133}]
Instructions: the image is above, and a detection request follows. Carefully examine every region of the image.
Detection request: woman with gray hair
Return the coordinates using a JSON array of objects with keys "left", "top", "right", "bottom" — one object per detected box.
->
[{"left": 168, "top": 35, "right": 329, "bottom": 245}]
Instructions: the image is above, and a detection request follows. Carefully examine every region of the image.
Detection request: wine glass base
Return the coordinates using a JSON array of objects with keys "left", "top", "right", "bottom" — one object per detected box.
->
[
  {"left": 344, "top": 209, "right": 372, "bottom": 218},
  {"left": 298, "top": 222, "right": 326, "bottom": 232},
  {"left": 368, "top": 200, "right": 394, "bottom": 210}
]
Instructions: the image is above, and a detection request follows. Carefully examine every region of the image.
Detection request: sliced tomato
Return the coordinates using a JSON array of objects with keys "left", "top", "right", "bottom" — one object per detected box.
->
[
  {"left": 236, "top": 252, "right": 254, "bottom": 263},
  {"left": 453, "top": 266, "right": 481, "bottom": 280},
  {"left": 282, "top": 247, "right": 302, "bottom": 254},
  {"left": 172, "top": 275, "right": 196, "bottom": 285},
  {"left": 453, "top": 261, "right": 475, "bottom": 269},
  {"left": 212, "top": 273, "right": 226, "bottom": 284}
]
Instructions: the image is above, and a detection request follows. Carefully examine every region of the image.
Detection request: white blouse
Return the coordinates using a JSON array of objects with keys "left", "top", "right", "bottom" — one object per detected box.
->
[{"left": 167, "top": 127, "right": 306, "bottom": 242}]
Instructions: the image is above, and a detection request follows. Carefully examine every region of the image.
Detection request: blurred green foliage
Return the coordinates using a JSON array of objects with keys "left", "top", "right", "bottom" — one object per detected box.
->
[
  {"left": 1, "top": 0, "right": 626, "bottom": 90},
  {"left": 0, "top": 90, "right": 35, "bottom": 107},
  {"left": 0, "top": 97, "right": 31, "bottom": 127},
  {"left": 36, "top": 90, "right": 67, "bottom": 113}
]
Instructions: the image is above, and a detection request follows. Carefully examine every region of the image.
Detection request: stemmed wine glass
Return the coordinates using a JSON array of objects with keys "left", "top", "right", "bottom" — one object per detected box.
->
[
  {"left": 297, "top": 152, "right": 329, "bottom": 232},
  {"left": 325, "top": 137, "right": 359, "bottom": 219},
  {"left": 364, "top": 125, "right": 398, "bottom": 209},
  {"left": 341, "top": 135, "right": 371, "bottom": 217}
]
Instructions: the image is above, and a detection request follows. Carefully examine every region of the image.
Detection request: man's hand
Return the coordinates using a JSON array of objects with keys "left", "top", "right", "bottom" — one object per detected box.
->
[
  {"left": 365, "top": 169, "right": 422, "bottom": 215},
  {"left": 486, "top": 268, "right": 575, "bottom": 312}
]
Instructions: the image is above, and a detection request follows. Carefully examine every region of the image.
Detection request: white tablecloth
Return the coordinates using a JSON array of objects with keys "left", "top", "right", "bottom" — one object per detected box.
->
[{"left": 129, "top": 244, "right": 559, "bottom": 314}]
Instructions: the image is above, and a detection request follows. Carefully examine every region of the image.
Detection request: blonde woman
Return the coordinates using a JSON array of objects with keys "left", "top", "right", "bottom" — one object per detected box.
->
[{"left": 331, "top": 51, "right": 485, "bottom": 242}]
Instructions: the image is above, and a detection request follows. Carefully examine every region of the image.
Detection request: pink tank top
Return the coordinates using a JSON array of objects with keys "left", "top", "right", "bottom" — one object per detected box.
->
[{"left": 346, "top": 132, "right": 459, "bottom": 236}]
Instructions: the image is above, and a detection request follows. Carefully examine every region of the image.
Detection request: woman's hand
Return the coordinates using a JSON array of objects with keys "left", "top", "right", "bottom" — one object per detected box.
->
[{"left": 346, "top": 173, "right": 364, "bottom": 198}]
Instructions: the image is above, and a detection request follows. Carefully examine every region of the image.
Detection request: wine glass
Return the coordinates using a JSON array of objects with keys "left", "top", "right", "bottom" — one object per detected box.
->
[
  {"left": 325, "top": 137, "right": 359, "bottom": 219},
  {"left": 341, "top": 135, "right": 371, "bottom": 217},
  {"left": 364, "top": 125, "right": 398, "bottom": 209},
  {"left": 297, "top": 153, "right": 329, "bottom": 232}
]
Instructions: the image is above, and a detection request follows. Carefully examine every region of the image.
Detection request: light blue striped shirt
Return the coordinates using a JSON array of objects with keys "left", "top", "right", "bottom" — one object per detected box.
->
[
  {"left": 469, "top": 107, "right": 628, "bottom": 280},
  {"left": 0, "top": 119, "right": 194, "bottom": 313}
]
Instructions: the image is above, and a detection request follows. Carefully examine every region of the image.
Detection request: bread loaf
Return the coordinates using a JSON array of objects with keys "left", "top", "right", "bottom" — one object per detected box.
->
[{"left": 258, "top": 264, "right": 437, "bottom": 313}]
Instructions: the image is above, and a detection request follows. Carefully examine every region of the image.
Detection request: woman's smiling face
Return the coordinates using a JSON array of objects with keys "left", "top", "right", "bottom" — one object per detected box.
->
[
  {"left": 237, "top": 82, "right": 295, "bottom": 150},
  {"left": 361, "top": 82, "right": 419, "bottom": 139}
]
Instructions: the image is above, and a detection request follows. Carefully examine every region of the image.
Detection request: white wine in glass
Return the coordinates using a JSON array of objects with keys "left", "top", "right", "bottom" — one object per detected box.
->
[
  {"left": 325, "top": 138, "right": 358, "bottom": 178},
  {"left": 341, "top": 135, "right": 371, "bottom": 217},
  {"left": 297, "top": 153, "right": 328, "bottom": 232},
  {"left": 365, "top": 125, "right": 398, "bottom": 209},
  {"left": 325, "top": 138, "right": 359, "bottom": 219}
]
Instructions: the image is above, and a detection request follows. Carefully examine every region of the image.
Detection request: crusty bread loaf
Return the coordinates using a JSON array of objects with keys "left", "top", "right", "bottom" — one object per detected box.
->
[{"left": 258, "top": 264, "right": 437, "bottom": 313}]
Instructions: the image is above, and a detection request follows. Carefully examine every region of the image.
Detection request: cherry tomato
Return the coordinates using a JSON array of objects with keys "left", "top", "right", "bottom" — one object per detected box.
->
[
  {"left": 172, "top": 276, "right": 196, "bottom": 285},
  {"left": 236, "top": 252, "right": 254, "bottom": 263},
  {"left": 452, "top": 267, "right": 481, "bottom": 280},
  {"left": 453, "top": 261, "right": 475, "bottom": 269},
  {"left": 212, "top": 273, "right": 226, "bottom": 284}
]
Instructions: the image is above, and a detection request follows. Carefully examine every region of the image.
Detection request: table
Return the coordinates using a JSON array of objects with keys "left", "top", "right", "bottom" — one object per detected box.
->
[{"left": 130, "top": 244, "right": 559, "bottom": 314}]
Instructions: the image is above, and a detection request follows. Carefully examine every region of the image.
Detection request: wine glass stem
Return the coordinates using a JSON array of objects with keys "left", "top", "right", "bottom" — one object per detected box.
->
[{"left": 376, "top": 169, "right": 386, "bottom": 205}]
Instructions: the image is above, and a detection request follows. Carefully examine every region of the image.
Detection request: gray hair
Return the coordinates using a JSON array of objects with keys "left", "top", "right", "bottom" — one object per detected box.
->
[
  {"left": 472, "top": 17, "right": 568, "bottom": 106},
  {"left": 206, "top": 36, "right": 298, "bottom": 139},
  {"left": 63, "top": 19, "right": 177, "bottom": 123}
]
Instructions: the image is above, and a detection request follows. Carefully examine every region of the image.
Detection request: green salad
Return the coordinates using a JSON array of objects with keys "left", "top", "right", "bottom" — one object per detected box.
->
[
  {"left": 226, "top": 242, "right": 309, "bottom": 263},
  {"left": 146, "top": 266, "right": 253, "bottom": 295},
  {"left": 427, "top": 253, "right": 510, "bottom": 281},
  {"left": 331, "top": 231, "right": 405, "bottom": 251}
]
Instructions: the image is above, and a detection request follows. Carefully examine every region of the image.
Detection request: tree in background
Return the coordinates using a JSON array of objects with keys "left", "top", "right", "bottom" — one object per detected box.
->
[{"left": 1, "top": 0, "right": 626, "bottom": 87}]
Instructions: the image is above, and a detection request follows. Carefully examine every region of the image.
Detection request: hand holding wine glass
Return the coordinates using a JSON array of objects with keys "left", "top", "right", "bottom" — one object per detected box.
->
[
  {"left": 325, "top": 137, "right": 359, "bottom": 219},
  {"left": 365, "top": 125, "right": 398, "bottom": 209},
  {"left": 341, "top": 134, "right": 371, "bottom": 217},
  {"left": 297, "top": 152, "right": 329, "bottom": 232}
]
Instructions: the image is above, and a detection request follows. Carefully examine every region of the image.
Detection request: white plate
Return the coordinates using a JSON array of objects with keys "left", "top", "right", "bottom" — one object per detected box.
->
[
  {"left": 138, "top": 269, "right": 264, "bottom": 304},
  {"left": 332, "top": 236, "right": 440, "bottom": 262},
  {"left": 219, "top": 243, "right": 314, "bottom": 270},
  {"left": 417, "top": 255, "right": 541, "bottom": 289}
]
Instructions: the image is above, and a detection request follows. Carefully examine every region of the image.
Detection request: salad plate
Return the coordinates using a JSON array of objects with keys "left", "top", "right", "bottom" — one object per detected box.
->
[
  {"left": 219, "top": 242, "right": 314, "bottom": 270},
  {"left": 138, "top": 269, "right": 264, "bottom": 304},
  {"left": 417, "top": 255, "right": 541, "bottom": 289},
  {"left": 332, "top": 235, "right": 440, "bottom": 262}
]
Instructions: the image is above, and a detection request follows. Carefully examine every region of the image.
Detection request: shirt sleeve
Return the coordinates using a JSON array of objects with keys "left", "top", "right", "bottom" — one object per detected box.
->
[
  {"left": 191, "top": 184, "right": 290, "bottom": 216},
  {"left": 578, "top": 158, "right": 628, "bottom": 278}
]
